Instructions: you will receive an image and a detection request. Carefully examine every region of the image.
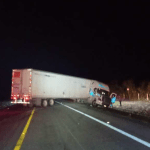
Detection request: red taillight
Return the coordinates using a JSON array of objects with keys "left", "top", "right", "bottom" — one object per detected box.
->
[
  {"left": 11, "top": 94, "right": 18, "bottom": 100},
  {"left": 23, "top": 95, "right": 30, "bottom": 101}
]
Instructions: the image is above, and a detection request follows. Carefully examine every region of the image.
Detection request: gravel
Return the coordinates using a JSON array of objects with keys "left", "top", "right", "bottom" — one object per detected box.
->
[{"left": 112, "top": 101, "right": 150, "bottom": 118}]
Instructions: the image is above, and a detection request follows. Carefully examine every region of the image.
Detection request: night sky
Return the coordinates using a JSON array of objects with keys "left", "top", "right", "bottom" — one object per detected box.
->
[{"left": 0, "top": 1, "right": 150, "bottom": 100}]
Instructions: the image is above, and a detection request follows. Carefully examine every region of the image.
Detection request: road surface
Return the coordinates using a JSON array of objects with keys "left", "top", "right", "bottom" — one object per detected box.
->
[{"left": 0, "top": 99, "right": 150, "bottom": 150}]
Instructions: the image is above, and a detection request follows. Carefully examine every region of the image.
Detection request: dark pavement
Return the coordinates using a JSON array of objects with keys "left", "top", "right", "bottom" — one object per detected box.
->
[
  {"left": 0, "top": 105, "right": 33, "bottom": 150},
  {"left": 0, "top": 100, "right": 150, "bottom": 150}
]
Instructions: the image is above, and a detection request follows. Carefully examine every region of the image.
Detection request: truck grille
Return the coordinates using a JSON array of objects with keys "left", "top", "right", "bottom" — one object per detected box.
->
[{"left": 102, "top": 96, "right": 111, "bottom": 105}]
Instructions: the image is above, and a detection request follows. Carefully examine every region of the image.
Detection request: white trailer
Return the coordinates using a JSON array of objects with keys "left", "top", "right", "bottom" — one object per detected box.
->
[{"left": 11, "top": 69, "right": 111, "bottom": 107}]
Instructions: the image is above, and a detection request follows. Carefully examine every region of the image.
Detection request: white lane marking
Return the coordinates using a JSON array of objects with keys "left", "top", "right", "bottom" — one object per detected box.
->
[{"left": 55, "top": 101, "right": 150, "bottom": 148}]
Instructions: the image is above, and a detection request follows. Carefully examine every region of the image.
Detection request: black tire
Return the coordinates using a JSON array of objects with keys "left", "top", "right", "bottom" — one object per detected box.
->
[
  {"left": 42, "top": 99, "right": 48, "bottom": 107},
  {"left": 92, "top": 100, "right": 98, "bottom": 108},
  {"left": 49, "top": 99, "right": 54, "bottom": 106}
]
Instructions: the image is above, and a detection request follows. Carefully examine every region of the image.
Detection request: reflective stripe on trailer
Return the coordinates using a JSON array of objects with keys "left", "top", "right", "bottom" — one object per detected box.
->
[{"left": 11, "top": 101, "right": 30, "bottom": 104}]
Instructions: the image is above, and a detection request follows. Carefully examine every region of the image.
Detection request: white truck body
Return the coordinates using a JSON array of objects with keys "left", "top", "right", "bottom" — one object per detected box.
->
[{"left": 11, "top": 69, "right": 110, "bottom": 106}]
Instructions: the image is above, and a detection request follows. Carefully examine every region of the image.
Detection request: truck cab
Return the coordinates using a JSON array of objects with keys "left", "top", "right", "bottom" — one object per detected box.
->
[
  {"left": 91, "top": 88, "right": 111, "bottom": 108},
  {"left": 88, "top": 80, "right": 114, "bottom": 108}
]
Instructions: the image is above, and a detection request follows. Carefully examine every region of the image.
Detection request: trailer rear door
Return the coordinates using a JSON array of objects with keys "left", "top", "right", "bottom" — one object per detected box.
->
[
  {"left": 11, "top": 70, "right": 21, "bottom": 100},
  {"left": 11, "top": 69, "right": 31, "bottom": 101}
]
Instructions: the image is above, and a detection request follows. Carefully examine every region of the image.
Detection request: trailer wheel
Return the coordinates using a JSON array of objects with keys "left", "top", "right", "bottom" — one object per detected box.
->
[
  {"left": 92, "top": 100, "right": 98, "bottom": 108},
  {"left": 49, "top": 99, "right": 54, "bottom": 106},
  {"left": 42, "top": 100, "right": 48, "bottom": 107}
]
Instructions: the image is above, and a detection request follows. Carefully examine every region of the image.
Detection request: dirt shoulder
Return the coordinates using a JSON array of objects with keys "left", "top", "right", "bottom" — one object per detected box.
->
[{"left": 111, "top": 101, "right": 150, "bottom": 122}]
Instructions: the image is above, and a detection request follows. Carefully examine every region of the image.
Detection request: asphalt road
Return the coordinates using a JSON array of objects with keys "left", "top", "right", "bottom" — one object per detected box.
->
[{"left": 0, "top": 100, "right": 150, "bottom": 150}]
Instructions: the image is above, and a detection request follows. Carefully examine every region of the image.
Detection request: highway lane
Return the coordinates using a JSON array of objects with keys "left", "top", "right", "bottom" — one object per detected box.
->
[
  {"left": 0, "top": 100, "right": 150, "bottom": 150},
  {"left": 0, "top": 105, "right": 33, "bottom": 150}
]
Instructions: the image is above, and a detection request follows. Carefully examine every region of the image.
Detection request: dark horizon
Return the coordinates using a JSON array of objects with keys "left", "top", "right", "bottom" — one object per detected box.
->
[{"left": 0, "top": 1, "right": 150, "bottom": 100}]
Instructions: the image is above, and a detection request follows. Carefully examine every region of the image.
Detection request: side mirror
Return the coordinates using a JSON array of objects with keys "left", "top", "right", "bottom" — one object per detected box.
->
[{"left": 110, "top": 93, "right": 117, "bottom": 98}]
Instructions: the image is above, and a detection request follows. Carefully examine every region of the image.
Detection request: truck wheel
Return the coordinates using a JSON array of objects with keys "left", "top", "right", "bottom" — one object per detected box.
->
[
  {"left": 92, "top": 100, "right": 98, "bottom": 108},
  {"left": 42, "top": 100, "right": 48, "bottom": 107},
  {"left": 49, "top": 99, "right": 54, "bottom": 106}
]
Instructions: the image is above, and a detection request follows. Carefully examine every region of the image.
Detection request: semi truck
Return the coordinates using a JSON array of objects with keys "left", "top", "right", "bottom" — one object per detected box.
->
[{"left": 11, "top": 68, "right": 112, "bottom": 107}]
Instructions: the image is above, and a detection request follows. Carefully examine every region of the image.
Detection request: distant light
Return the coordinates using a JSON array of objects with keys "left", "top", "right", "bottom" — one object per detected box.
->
[
  {"left": 107, "top": 122, "right": 110, "bottom": 124},
  {"left": 127, "top": 88, "right": 129, "bottom": 91},
  {"left": 104, "top": 105, "right": 106, "bottom": 107}
]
